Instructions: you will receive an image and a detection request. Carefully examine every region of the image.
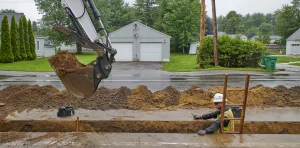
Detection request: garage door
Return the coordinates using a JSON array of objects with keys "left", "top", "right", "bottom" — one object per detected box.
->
[
  {"left": 112, "top": 43, "right": 133, "bottom": 61},
  {"left": 291, "top": 44, "right": 300, "bottom": 54},
  {"left": 140, "top": 43, "right": 162, "bottom": 61}
]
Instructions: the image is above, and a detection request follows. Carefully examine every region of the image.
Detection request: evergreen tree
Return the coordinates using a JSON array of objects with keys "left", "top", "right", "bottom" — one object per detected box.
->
[
  {"left": 28, "top": 20, "right": 36, "bottom": 60},
  {"left": 23, "top": 16, "right": 32, "bottom": 60},
  {"left": 0, "top": 15, "right": 14, "bottom": 63},
  {"left": 19, "top": 16, "right": 27, "bottom": 60},
  {"left": 134, "top": 0, "right": 158, "bottom": 27},
  {"left": 10, "top": 15, "right": 21, "bottom": 61}
]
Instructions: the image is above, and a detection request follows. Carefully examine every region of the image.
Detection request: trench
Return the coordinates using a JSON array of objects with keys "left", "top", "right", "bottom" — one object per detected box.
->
[{"left": 0, "top": 120, "right": 299, "bottom": 134}]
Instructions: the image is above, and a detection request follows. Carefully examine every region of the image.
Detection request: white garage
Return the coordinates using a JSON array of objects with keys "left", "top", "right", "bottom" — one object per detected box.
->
[
  {"left": 140, "top": 43, "right": 162, "bottom": 61},
  {"left": 286, "top": 28, "right": 300, "bottom": 55},
  {"left": 107, "top": 21, "right": 171, "bottom": 62},
  {"left": 111, "top": 42, "right": 133, "bottom": 61}
]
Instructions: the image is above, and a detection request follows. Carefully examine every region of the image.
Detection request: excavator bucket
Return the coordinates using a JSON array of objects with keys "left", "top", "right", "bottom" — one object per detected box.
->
[{"left": 49, "top": 51, "right": 97, "bottom": 99}]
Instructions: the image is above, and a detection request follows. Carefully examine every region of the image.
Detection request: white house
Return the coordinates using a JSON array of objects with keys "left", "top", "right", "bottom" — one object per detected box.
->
[
  {"left": 35, "top": 35, "right": 55, "bottom": 58},
  {"left": 286, "top": 28, "right": 300, "bottom": 55}
]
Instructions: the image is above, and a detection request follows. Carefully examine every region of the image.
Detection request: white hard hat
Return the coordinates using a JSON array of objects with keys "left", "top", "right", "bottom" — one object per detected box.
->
[{"left": 212, "top": 93, "right": 227, "bottom": 103}]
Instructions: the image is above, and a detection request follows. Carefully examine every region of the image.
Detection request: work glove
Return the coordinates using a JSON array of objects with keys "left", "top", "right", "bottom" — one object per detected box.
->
[
  {"left": 193, "top": 115, "right": 203, "bottom": 120},
  {"left": 197, "top": 130, "right": 207, "bottom": 136}
]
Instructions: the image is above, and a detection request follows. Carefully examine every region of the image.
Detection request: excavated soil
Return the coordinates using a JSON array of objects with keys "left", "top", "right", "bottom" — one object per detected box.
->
[
  {"left": 127, "top": 85, "right": 181, "bottom": 110},
  {"left": 1, "top": 84, "right": 300, "bottom": 119},
  {"left": 48, "top": 51, "right": 87, "bottom": 76}
]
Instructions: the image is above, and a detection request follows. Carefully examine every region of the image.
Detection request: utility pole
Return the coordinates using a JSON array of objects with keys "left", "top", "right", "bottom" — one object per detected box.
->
[
  {"left": 211, "top": 0, "right": 219, "bottom": 66},
  {"left": 200, "top": 0, "right": 206, "bottom": 44}
]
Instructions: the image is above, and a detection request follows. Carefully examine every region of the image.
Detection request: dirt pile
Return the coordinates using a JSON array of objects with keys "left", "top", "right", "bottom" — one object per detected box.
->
[
  {"left": 48, "top": 51, "right": 87, "bottom": 76},
  {"left": 0, "top": 85, "right": 60, "bottom": 119},
  {"left": 179, "top": 86, "right": 215, "bottom": 109},
  {"left": 1, "top": 84, "right": 300, "bottom": 119},
  {"left": 127, "top": 85, "right": 180, "bottom": 110}
]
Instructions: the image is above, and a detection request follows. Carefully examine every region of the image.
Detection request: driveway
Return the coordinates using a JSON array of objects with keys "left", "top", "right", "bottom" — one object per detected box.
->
[{"left": 276, "top": 63, "right": 300, "bottom": 72}]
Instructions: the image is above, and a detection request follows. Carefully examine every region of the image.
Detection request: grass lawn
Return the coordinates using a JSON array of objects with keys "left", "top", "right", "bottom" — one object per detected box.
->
[
  {"left": 163, "top": 53, "right": 270, "bottom": 72},
  {"left": 0, "top": 53, "right": 98, "bottom": 72},
  {"left": 290, "top": 63, "right": 300, "bottom": 66},
  {"left": 0, "top": 52, "right": 276, "bottom": 72},
  {"left": 275, "top": 56, "right": 300, "bottom": 63}
]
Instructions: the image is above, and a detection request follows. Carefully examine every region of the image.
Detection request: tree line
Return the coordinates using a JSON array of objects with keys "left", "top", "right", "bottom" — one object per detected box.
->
[
  {"left": 34, "top": 0, "right": 299, "bottom": 53},
  {"left": 0, "top": 13, "right": 37, "bottom": 63},
  {"left": 217, "top": 0, "right": 300, "bottom": 44}
]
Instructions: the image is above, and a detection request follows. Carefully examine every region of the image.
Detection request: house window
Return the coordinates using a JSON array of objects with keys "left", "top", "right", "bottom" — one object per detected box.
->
[
  {"left": 36, "top": 41, "right": 40, "bottom": 50},
  {"left": 292, "top": 44, "right": 300, "bottom": 46}
]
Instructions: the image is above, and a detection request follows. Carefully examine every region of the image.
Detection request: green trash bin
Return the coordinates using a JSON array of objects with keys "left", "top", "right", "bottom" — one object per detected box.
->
[
  {"left": 261, "top": 56, "right": 268, "bottom": 65},
  {"left": 265, "top": 56, "right": 277, "bottom": 71}
]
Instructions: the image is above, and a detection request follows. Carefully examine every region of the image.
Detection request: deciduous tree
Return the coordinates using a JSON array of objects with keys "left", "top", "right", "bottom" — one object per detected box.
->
[{"left": 163, "top": 0, "right": 200, "bottom": 53}]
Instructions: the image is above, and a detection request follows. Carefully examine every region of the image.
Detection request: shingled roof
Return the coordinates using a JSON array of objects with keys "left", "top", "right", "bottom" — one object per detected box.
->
[
  {"left": 0, "top": 13, "right": 24, "bottom": 28},
  {"left": 287, "top": 28, "right": 300, "bottom": 41}
]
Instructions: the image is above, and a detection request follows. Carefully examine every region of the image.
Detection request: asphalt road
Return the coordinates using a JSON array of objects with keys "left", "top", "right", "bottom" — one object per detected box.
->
[{"left": 0, "top": 62, "right": 300, "bottom": 91}]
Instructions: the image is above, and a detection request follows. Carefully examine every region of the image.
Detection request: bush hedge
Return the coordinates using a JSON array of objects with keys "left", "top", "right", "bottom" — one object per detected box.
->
[{"left": 197, "top": 35, "right": 267, "bottom": 68}]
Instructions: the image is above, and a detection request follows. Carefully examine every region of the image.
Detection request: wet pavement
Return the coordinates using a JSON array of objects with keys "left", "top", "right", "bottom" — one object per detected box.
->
[
  {"left": 1, "top": 69, "right": 300, "bottom": 92},
  {"left": 1, "top": 62, "right": 300, "bottom": 91},
  {"left": 5, "top": 108, "right": 300, "bottom": 122},
  {"left": 1, "top": 133, "right": 300, "bottom": 147}
]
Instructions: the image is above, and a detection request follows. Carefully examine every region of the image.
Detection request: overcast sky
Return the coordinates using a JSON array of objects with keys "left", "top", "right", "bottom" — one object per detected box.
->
[{"left": 0, "top": 0, "right": 293, "bottom": 21}]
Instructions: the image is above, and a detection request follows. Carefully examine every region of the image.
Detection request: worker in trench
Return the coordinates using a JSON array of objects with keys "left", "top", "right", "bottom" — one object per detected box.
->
[{"left": 193, "top": 93, "right": 234, "bottom": 135}]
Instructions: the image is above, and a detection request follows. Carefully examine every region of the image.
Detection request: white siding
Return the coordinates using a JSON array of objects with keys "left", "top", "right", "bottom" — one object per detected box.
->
[
  {"left": 44, "top": 47, "right": 55, "bottom": 57},
  {"left": 35, "top": 38, "right": 45, "bottom": 58},
  {"left": 59, "top": 44, "right": 92, "bottom": 52},
  {"left": 286, "top": 41, "right": 300, "bottom": 55}
]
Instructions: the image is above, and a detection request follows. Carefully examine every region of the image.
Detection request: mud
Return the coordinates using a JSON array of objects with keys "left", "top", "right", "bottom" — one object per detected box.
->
[
  {"left": 1, "top": 84, "right": 300, "bottom": 119},
  {"left": 48, "top": 51, "right": 87, "bottom": 76},
  {"left": 1, "top": 120, "right": 300, "bottom": 134},
  {"left": 0, "top": 132, "right": 25, "bottom": 144}
]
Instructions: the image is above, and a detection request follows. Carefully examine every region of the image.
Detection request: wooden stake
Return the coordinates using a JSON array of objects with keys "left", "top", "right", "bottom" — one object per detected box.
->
[{"left": 76, "top": 117, "right": 79, "bottom": 132}]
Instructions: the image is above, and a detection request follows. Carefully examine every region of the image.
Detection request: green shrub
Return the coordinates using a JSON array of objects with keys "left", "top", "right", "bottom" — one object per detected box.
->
[
  {"left": 197, "top": 35, "right": 267, "bottom": 68},
  {"left": 0, "top": 15, "right": 14, "bottom": 63},
  {"left": 10, "top": 15, "right": 21, "bottom": 61}
]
